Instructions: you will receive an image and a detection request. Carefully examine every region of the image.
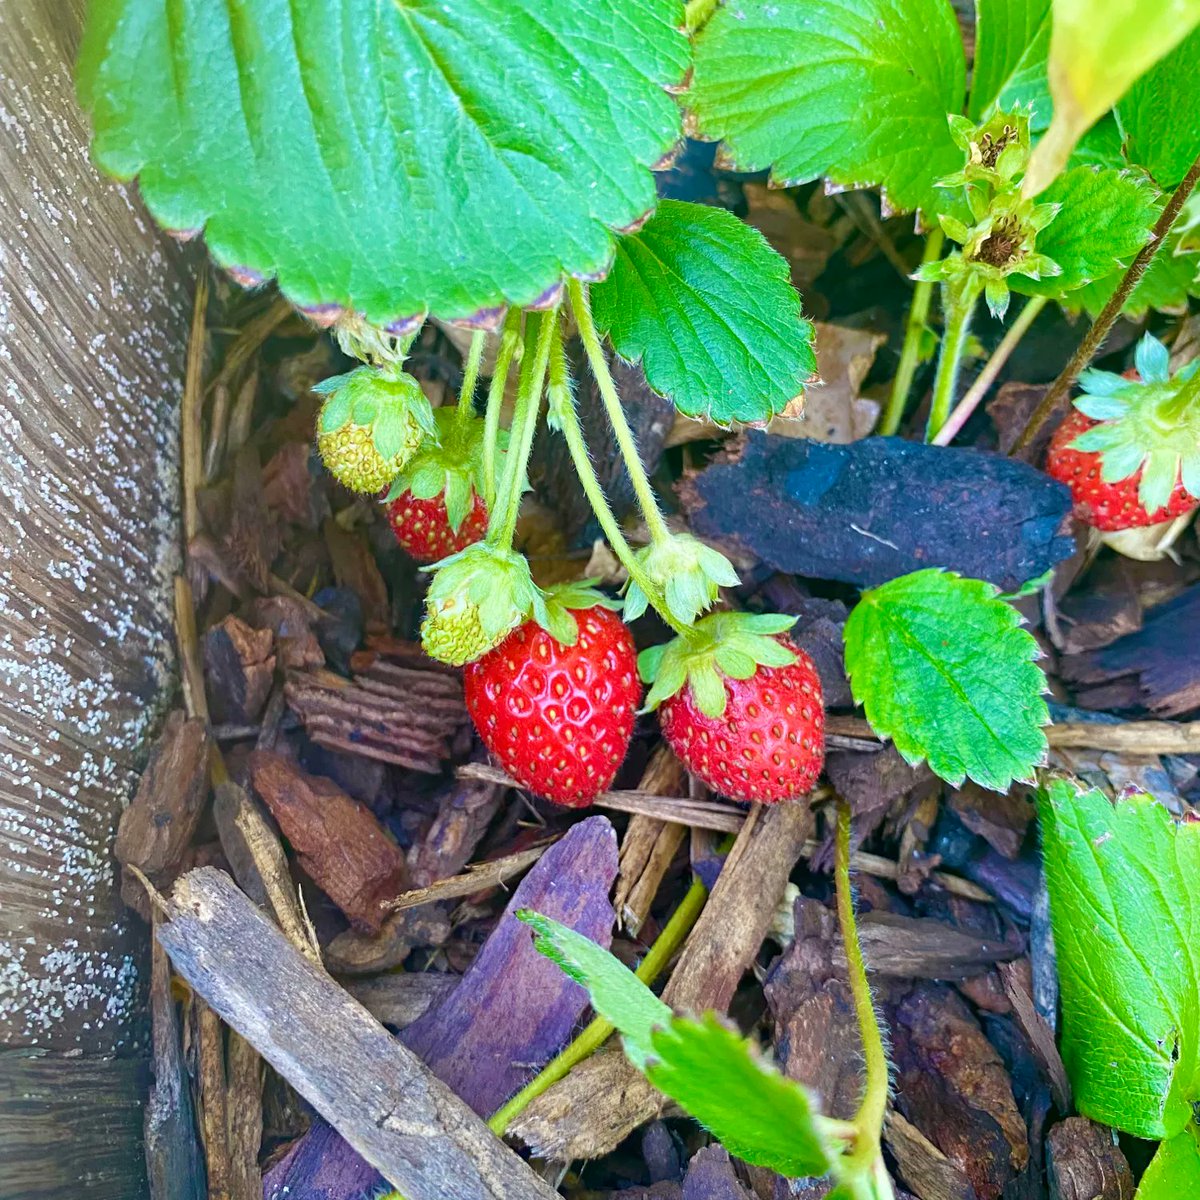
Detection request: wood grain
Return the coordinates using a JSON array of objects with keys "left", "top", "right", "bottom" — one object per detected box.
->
[
  {"left": 158, "top": 867, "right": 561, "bottom": 1200},
  {"left": 0, "top": 1050, "right": 149, "bottom": 1200},
  {"left": 0, "top": 1, "right": 192, "bottom": 1056}
]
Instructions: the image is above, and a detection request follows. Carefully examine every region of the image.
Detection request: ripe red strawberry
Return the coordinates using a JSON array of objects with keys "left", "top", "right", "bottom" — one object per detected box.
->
[
  {"left": 1046, "top": 408, "right": 1198, "bottom": 532},
  {"left": 658, "top": 639, "right": 824, "bottom": 803},
  {"left": 386, "top": 488, "right": 489, "bottom": 564},
  {"left": 464, "top": 601, "right": 640, "bottom": 808}
]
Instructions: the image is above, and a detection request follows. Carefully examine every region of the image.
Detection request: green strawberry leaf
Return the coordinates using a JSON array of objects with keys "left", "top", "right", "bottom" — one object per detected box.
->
[
  {"left": 591, "top": 200, "right": 815, "bottom": 424},
  {"left": 843, "top": 569, "right": 1048, "bottom": 791},
  {"left": 519, "top": 911, "right": 834, "bottom": 1178},
  {"left": 1070, "top": 231, "right": 1200, "bottom": 319},
  {"left": 517, "top": 909, "right": 670, "bottom": 1071},
  {"left": 1011, "top": 166, "right": 1157, "bottom": 297},
  {"left": 1118, "top": 28, "right": 1200, "bottom": 189},
  {"left": 687, "top": 0, "right": 966, "bottom": 216},
  {"left": 1037, "top": 779, "right": 1200, "bottom": 1140},
  {"left": 1136, "top": 1131, "right": 1200, "bottom": 1199},
  {"left": 647, "top": 1014, "right": 834, "bottom": 1177},
  {"left": 969, "top": 0, "right": 1051, "bottom": 124},
  {"left": 77, "top": 0, "right": 688, "bottom": 325}
]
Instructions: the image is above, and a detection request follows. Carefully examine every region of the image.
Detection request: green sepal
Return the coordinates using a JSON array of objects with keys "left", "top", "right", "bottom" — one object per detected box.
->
[
  {"left": 312, "top": 369, "right": 361, "bottom": 399},
  {"left": 639, "top": 611, "right": 798, "bottom": 717},
  {"left": 535, "top": 580, "right": 623, "bottom": 649},
  {"left": 373, "top": 404, "right": 414, "bottom": 462},
  {"left": 938, "top": 108, "right": 1033, "bottom": 190},
  {"left": 421, "top": 542, "right": 546, "bottom": 665},
  {"left": 623, "top": 534, "right": 740, "bottom": 625},
  {"left": 1070, "top": 341, "right": 1200, "bottom": 512},
  {"left": 444, "top": 471, "right": 474, "bottom": 533},
  {"left": 315, "top": 372, "right": 362, "bottom": 432},
  {"left": 384, "top": 405, "right": 496, "bottom": 531}
]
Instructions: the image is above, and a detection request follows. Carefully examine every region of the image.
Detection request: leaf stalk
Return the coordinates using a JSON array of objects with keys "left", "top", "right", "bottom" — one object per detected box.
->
[{"left": 880, "top": 228, "right": 945, "bottom": 436}]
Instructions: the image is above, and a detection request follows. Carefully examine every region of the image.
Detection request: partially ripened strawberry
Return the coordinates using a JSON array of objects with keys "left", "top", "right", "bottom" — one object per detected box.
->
[
  {"left": 385, "top": 405, "right": 497, "bottom": 564},
  {"left": 313, "top": 366, "right": 436, "bottom": 495},
  {"left": 1047, "top": 409, "right": 1198, "bottom": 531},
  {"left": 640, "top": 612, "right": 824, "bottom": 804},
  {"left": 1046, "top": 334, "right": 1200, "bottom": 532},
  {"left": 386, "top": 489, "right": 488, "bottom": 564},
  {"left": 659, "top": 640, "right": 823, "bottom": 803},
  {"left": 464, "top": 589, "right": 639, "bottom": 808}
]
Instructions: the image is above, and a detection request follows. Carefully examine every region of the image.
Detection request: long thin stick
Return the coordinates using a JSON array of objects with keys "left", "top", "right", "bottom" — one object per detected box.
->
[
  {"left": 182, "top": 271, "right": 209, "bottom": 544},
  {"left": 1012, "top": 154, "right": 1200, "bottom": 455}
]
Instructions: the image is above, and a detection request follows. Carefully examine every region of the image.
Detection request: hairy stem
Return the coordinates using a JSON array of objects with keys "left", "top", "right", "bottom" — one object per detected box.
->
[
  {"left": 835, "top": 799, "right": 889, "bottom": 1181},
  {"left": 1013, "top": 153, "right": 1200, "bottom": 455},
  {"left": 548, "top": 325, "right": 690, "bottom": 637},
  {"left": 568, "top": 278, "right": 672, "bottom": 546},
  {"left": 926, "top": 275, "right": 982, "bottom": 442},
  {"left": 880, "top": 229, "right": 945, "bottom": 437},
  {"left": 489, "top": 310, "right": 555, "bottom": 551},
  {"left": 488, "top": 874, "right": 709, "bottom": 1136},
  {"left": 932, "top": 295, "right": 1047, "bottom": 446},
  {"left": 482, "top": 309, "right": 522, "bottom": 509},
  {"left": 453, "top": 330, "right": 487, "bottom": 435}
]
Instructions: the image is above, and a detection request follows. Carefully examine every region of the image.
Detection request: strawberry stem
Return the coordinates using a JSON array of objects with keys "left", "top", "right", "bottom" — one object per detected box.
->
[
  {"left": 488, "top": 309, "right": 556, "bottom": 551},
  {"left": 568, "top": 278, "right": 673, "bottom": 547},
  {"left": 834, "top": 798, "right": 891, "bottom": 1190},
  {"left": 879, "top": 227, "right": 945, "bottom": 436},
  {"left": 547, "top": 319, "right": 692, "bottom": 638},
  {"left": 452, "top": 329, "right": 486, "bottom": 436},
  {"left": 487, "top": 873, "right": 710, "bottom": 1137},
  {"left": 933, "top": 294, "right": 1047, "bottom": 446},
  {"left": 482, "top": 308, "right": 522, "bottom": 509},
  {"left": 926, "top": 274, "right": 983, "bottom": 441}
]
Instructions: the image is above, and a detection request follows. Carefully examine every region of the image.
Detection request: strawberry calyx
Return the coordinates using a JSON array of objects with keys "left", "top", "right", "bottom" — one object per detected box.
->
[
  {"left": 638, "top": 611, "right": 799, "bottom": 718},
  {"left": 940, "top": 108, "right": 1033, "bottom": 191},
  {"left": 384, "top": 406, "right": 501, "bottom": 532},
  {"left": 314, "top": 365, "right": 437, "bottom": 494},
  {"left": 421, "top": 542, "right": 546, "bottom": 666},
  {"left": 622, "top": 533, "right": 740, "bottom": 625},
  {"left": 915, "top": 187, "right": 1061, "bottom": 320},
  {"left": 538, "top": 579, "right": 622, "bottom": 648},
  {"left": 1070, "top": 334, "right": 1200, "bottom": 514}
]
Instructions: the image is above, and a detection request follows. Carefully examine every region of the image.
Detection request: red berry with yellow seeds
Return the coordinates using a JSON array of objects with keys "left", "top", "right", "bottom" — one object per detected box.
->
[
  {"left": 386, "top": 489, "right": 489, "bottom": 564},
  {"left": 639, "top": 611, "right": 825, "bottom": 804},
  {"left": 1047, "top": 408, "right": 1199, "bottom": 532},
  {"left": 464, "top": 602, "right": 639, "bottom": 808},
  {"left": 1046, "top": 335, "right": 1200, "bottom": 532},
  {"left": 658, "top": 640, "right": 824, "bottom": 803}
]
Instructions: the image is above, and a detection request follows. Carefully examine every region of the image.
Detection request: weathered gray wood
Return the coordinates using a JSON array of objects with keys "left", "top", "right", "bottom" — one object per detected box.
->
[
  {"left": 0, "top": 1, "right": 191, "bottom": 1057},
  {"left": 158, "top": 867, "right": 561, "bottom": 1200},
  {"left": 0, "top": 1050, "right": 149, "bottom": 1200}
]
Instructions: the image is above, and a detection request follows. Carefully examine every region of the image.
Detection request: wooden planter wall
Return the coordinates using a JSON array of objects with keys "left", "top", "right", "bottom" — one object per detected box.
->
[{"left": 0, "top": 6, "right": 194, "bottom": 1196}]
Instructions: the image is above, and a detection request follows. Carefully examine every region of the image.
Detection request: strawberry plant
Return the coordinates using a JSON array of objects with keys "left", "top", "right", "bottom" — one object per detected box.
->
[
  {"left": 518, "top": 800, "right": 893, "bottom": 1199},
  {"left": 74, "top": 1, "right": 1200, "bottom": 1197}
]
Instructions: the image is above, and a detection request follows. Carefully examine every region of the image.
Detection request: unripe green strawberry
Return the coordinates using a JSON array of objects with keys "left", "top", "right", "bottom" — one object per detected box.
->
[
  {"left": 420, "top": 543, "right": 546, "bottom": 667},
  {"left": 421, "top": 590, "right": 493, "bottom": 666},
  {"left": 314, "top": 366, "right": 435, "bottom": 494}
]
